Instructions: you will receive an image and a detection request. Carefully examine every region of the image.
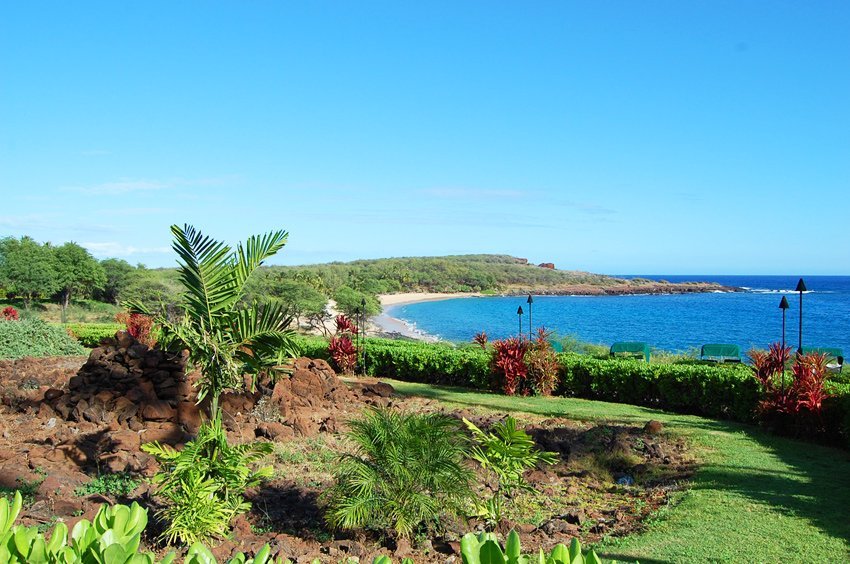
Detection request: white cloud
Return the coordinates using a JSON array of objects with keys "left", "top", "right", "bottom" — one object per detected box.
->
[
  {"left": 83, "top": 242, "right": 171, "bottom": 257},
  {"left": 63, "top": 175, "right": 240, "bottom": 196}
]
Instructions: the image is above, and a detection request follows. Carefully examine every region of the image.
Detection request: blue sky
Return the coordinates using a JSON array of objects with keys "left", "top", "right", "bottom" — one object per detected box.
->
[{"left": 1, "top": 2, "right": 848, "bottom": 274}]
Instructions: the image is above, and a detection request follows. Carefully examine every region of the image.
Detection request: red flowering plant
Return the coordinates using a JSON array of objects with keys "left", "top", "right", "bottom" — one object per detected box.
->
[
  {"left": 1, "top": 306, "right": 19, "bottom": 321},
  {"left": 329, "top": 314, "right": 358, "bottom": 374},
  {"left": 473, "top": 331, "right": 488, "bottom": 349}
]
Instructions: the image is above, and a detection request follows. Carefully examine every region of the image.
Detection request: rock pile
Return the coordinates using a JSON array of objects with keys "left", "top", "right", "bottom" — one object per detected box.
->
[
  {"left": 42, "top": 330, "right": 198, "bottom": 445},
  {"left": 32, "top": 331, "right": 374, "bottom": 443}
]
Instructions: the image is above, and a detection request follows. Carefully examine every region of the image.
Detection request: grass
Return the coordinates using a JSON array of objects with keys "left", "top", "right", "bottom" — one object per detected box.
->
[{"left": 385, "top": 379, "right": 850, "bottom": 562}]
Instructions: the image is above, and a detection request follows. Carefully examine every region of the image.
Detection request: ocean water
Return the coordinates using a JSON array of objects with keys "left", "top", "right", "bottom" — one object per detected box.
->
[{"left": 388, "top": 276, "right": 850, "bottom": 354}]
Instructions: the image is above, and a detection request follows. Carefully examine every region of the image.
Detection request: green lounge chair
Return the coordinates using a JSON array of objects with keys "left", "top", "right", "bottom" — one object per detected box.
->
[
  {"left": 610, "top": 341, "right": 650, "bottom": 362},
  {"left": 801, "top": 347, "right": 843, "bottom": 373},
  {"left": 700, "top": 343, "right": 741, "bottom": 363}
]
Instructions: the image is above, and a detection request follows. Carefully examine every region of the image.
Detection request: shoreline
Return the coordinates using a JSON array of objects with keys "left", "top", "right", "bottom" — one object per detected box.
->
[{"left": 372, "top": 292, "right": 483, "bottom": 341}]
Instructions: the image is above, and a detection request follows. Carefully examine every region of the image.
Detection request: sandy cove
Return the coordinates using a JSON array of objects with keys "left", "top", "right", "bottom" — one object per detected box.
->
[{"left": 371, "top": 292, "right": 482, "bottom": 341}]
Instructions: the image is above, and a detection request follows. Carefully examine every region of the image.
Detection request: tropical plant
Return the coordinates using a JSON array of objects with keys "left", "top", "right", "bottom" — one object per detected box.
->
[
  {"left": 524, "top": 328, "right": 559, "bottom": 396},
  {"left": 142, "top": 416, "right": 274, "bottom": 545},
  {"left": 492, "top": 337, "right": 529, "bottom": 396},
  {"left": 463, "top": 416, "right": 557, "bottom": 526},
  {"left": 459, "top": 530, "right": 630, "bottom": 564},
  {"left": 329, "top": 314, "right": 359, "bottom": 374},
  {"left": 127, "top": 224, "right": 299, "bottom": 416},
  {"left": 115, "top": 311, "right": 157, "bottom": 347},
  {"left": 325, "top": 407, "right": 474, "bottom": 538},
  {"left": 0, "top": 490, "right": 170, "bottom": 563},
  {"left": 473, "top": 331, "right": 488, "bottom": 349}
]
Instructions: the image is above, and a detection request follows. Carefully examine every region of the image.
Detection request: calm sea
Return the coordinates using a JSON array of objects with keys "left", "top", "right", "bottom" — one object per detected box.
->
[{"left": 388, "top": 276, "right": 850, "bottom": 354}]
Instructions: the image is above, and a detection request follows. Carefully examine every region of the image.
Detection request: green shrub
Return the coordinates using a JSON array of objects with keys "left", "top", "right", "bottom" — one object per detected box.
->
[
  {"left": 555, "top": 353, "right": 758, "bottom": 421},
  {"left": 63, "top": 322, "right": 123, "bottom": 347},
  {"left": 325, "top": 407, "right": 474, "bottom": 538},
  {"left": 0, "top": 318, "right": 86, "bottom": 359},
  {"left": 142, "top": 417, "right": 274, "bottom": 545}
]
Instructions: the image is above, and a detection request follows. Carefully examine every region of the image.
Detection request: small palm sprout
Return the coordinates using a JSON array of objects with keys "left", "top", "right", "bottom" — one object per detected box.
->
[{"left": 325, "top": 408, "right": 474, "bottom": 538}]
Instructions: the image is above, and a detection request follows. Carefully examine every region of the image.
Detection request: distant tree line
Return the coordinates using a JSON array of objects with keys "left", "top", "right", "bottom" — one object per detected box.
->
[{"left": 1, "top": 237, "right": 625, "bottom": 327}]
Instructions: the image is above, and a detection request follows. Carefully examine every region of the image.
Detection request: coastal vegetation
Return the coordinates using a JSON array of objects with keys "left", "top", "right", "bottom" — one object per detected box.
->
[{"left": 1, "top": 235, "right": 729, "bottom": 326}]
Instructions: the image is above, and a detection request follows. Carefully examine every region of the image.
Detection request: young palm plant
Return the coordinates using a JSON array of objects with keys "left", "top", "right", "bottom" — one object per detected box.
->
[
  {"left": 127, "top": 224, "right": 299, "bottom": 544},
  {"left": 127, "top": 224, "right": 299, "bottom": 416},
  {"left": 325, "top": 408, "right": 474, "bottom": 538}
]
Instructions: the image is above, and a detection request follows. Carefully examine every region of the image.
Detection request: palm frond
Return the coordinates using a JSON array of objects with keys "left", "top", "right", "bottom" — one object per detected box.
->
[
  {"left": 171, "top": 224, "right": 238, "bottom": 324},
  {"left": 233, "top": 230, "right": 289, "bottom": 295}
]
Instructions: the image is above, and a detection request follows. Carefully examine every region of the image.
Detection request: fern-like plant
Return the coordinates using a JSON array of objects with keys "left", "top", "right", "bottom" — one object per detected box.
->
[
  {"left": 463, "top": 416, "right": 557, "bottom": 526},
  {"left": 325, "top": 408, "right": 474, "bottom": 538},
  {"left": 142, "top": 417, "right": 274, "bottom": 545}
]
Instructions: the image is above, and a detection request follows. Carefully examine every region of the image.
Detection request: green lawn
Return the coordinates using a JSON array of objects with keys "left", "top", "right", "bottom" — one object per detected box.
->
[{"left": 386, "top": 380, "right": 850, "bottom": 563}]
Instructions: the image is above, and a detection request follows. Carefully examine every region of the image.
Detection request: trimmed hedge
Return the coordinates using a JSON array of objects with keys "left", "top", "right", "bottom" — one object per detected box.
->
[
  {"left": 296, "top": 335, "right": 850, "bottom": 444},
  {"left": 0, "top": 319, "right": 87, "bottom": 359},
  {"left": 63, "top": 323, "right": 124, "bottom": 347},
  {"left": 556, "top": 353, "right": 759, "bottom": 421},
  {"left": 296, "top": 335, "right": 759, "bottom": 420}
]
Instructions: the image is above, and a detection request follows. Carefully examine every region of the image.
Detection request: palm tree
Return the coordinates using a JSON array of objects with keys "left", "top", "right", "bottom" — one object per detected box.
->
[{"left": 128, "top": 224, "right": 299, "bottom": 417}]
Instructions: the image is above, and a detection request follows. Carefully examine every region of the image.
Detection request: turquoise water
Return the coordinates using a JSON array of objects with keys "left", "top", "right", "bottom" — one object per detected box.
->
[{"left": 389, "top": 276, "right": 850, "bottom": 354}]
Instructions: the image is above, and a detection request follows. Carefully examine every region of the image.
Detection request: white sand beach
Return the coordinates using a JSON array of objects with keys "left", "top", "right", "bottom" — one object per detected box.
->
[{"left": 372, "top": 292, "right": 482, "bottom": 340}]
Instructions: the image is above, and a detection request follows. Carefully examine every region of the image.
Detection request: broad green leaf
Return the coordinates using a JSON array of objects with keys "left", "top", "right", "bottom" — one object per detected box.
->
[
  {"left": 480, "top": 539, "right": 506, "bottom": 564},
  {"left": 505, "top": 530, "right": 521, "bottom": 563},
  {"left": 549, "top": 543, "right": 569, "bottom": 564},
  {"left": 461, "top": 532, "right": 482, "bottom": 564}
]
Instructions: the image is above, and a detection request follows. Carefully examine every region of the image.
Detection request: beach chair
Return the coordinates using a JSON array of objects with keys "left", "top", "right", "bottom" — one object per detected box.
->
[
  {"left": 610, "top": 341, "right": 650, "bottom": 362},
  {"left": 700, "top": 344, "right": 741, "bottom": 363},
  {"left": 801, "top": 347, "right": 843, "bottom": 373}
]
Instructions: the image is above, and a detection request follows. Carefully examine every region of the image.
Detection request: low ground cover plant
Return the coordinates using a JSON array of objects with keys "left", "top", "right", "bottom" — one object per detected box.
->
[
  {"left": 460, "top": 530, "right": 620, "bottom": 564},
  {"left": 63, "top": 322, "right": 124, "bottom": 347},
  {"left": 0, "top": 317, "right": 86, "bottom": 359}
]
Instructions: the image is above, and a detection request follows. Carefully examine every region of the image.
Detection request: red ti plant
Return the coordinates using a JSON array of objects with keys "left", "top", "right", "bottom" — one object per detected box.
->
[
  {"left": 750, "top": 343, "right": 794, "bottom": 414},
  {"left": 2, "top": 306, "right": 19, "bottom": 321},
  {"left": 329, "top": 335, "right": 358, "bottom": 374},
  {"left": 115, "top": 312, "right": 156, "bottom": 347},
  {"left": 335, "top": 314, "right": 359, "bottom": 335},
  {"left": 492, "top": 337, "right": 529, "bottom": 396},
  {"left": 329, "top": 314, "right": 358, "bottom": 374},
  {"left": 749, "top": 344, "right": 832, "bottom": 433},
  {"left": 524, "top": 328, "right": 559, "bottom": 396},
  {"left": 473, "top": 331, "right": 488, "bottom": 349},
  {"left": 793, "top": 352, "right": 830, "bottom": 418}
]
